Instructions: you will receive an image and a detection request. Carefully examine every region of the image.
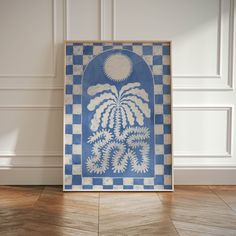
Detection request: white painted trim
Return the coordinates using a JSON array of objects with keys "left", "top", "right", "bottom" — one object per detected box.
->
[
  {"left": 173, "top": 75, "right": 221, "bottom": 79},
  {"left": 217, "top": 0, "right": 223, "bottom": 76},
  {"left": 112, "top": 0, "right": 116, "bottom": 40},
  {"left": 0, "top": 168, "right": 62, "bottom": 185},
  {"left": 173, "top": 85, "right": 234, "bottom": 91},
  {"left": 174, "top": 154, "right": 232, "bottom": 158},
  {"left": 0, "top": 166, "right": 62, "bottom": 169},
  {"left": 0, "top": 153, "right": 62, "bottom": 157},
  {"left": 175, "top": 165, "right": 236, "bottom": 168},
  {"left": 175, "top": 167, "right": 236, "bottom": 185},
  {"left": 0, "top": 155, "right": 62, "bottom": 168},
  {"left": 173, "top": 105, "right": 234, "bottom": 158},
  {"left": 0, "top": 0, "right": 57, "bottom": 79},
  {"left": 64, "top": 0, "right": 68, "bottom": 40},
  {"left": 0, "top": 165, "right": 62, "bottom": 169},
  {"left": 100, "top": 0, "right": 105, "bottom": 40},
  {"left": 0, "top": 74, "right": 56, "bottom": 78},
  {"left": 52, "top": 0, "right": 56, "bottom": 77},
  {"left": 0, "top": 87, "right": 64, "bottom": 90},
  {"left": 228, "top": 0, "right": 235, "bottom": 89},
  {"left": 0, "top": 105, "right": 63, "bottom": 110}
]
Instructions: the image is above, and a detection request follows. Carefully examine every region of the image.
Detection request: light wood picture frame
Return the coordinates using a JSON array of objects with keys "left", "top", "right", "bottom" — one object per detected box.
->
[{"left": 63, "top": 41, "right": 173, "bottom": 191}]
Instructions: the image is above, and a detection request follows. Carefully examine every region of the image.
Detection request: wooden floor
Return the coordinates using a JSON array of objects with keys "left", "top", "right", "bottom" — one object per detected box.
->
[{"left": 0, "top": 186, "right": 236, "bottom": 236}]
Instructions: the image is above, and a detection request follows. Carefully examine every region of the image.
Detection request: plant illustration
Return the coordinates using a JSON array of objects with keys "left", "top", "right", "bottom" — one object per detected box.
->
[{"left": 86, "top": 82, "right": 151, "bottom": 175}]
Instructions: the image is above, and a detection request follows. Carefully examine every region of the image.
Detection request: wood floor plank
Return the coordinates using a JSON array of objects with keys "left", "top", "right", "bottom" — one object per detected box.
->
[
  {"left": 177, "top": 229, "right": 216, "bottom": 236},
  {"left": 99, "top": 192, "right": 177, "bottom": 235},
  {"left": 100, "top": 221, "right": 179, "bottom": 236},
  {"left": 173, "top": 220, "right": 236, "bottom": 236},
  {"left": 209, "top": 186, "right": 236, "bottom": 212},
  {"left": 24, "top": 186, "right": 99, "bottom": 234},
  {"left": 0, "top": 186, "right": 43, "bottom": 236},
  {"left": 159, "top": 186, "right": 236, "bottom": 234},
  {"left": 18, "top": 222, "right": 97, "bottom": 236},
  {"left": 0, "top": 186, "right": 43, "bottom": 208}
]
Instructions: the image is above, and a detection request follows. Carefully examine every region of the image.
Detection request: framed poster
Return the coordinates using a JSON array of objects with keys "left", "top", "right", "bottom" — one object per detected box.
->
[{"left": 64, "top": 41, "right": 173, "bottom": 191}]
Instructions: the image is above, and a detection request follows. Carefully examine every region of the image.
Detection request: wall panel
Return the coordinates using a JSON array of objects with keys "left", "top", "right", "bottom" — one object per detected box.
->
[
  {"left": 173, "top": 106, "right": 232, "bottom": 157},
  {"left": 0, "top": 0, "right": 64, "bottom": 89},
  {"left": 66, "top": 0, "right": 100, "bottom": 40},
  {"left": 0, "top": 0, "right": 54, "bottom": 76}
]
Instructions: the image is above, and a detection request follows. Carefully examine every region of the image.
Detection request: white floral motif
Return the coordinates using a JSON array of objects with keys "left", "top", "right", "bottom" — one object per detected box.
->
[{"left": 86, "top": 82, "right": 151, "bottom": 174}]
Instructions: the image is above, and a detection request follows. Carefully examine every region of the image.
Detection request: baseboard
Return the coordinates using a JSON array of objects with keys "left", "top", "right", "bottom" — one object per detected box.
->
[
  {"left": 0, "top": 167, "right": 62, "bottom": 185},
  {"left": 0, "top": 167, "right": 235, "bottom": 185},
  {"left": 174, "top": 167, "right": 236, "bottom": 185}
]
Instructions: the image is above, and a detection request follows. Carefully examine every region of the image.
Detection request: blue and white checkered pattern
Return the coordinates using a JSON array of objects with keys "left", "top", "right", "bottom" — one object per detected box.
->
[{"left": 64, "top": 42, "right": 172, "bottom": 191}]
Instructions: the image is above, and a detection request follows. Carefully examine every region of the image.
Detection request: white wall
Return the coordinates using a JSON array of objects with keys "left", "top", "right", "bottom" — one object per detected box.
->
[{"left": 0, "top": 0, "right": 235, "bottom": 184}]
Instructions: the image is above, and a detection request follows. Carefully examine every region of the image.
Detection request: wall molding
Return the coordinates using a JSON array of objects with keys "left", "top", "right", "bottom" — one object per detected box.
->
[
  {"left": 174, "top": 0, "right": 235, "bottom": 90},
  {"left": 173, "top": 0, "right": 222, "bottom": 80},
  {"left": 174, "top": 167, "right": 236, "bottom": 184},
  {"left": 0, "top": 153, "right": 62, "bottom": 157},
  {"left": 64, "top": 0, "right": 68, "bottom": 40},
  {"left": 100, "top": 0, "right": 105, "bottom": 40},
  {"left": 173, "top": 105, "right": 233, "bottom": 157},
  {"left": 0, "top": 0, "right": 57, "bottom": 79},
  {"left": 0, "top": 168, "right": 62, "bottom": 185},
  {"left": 228, "top": 0, "right": 235, "bottom": 89},
  {"left": 0, "top": 105, "right": 63, "bottom": 110},
  {"left": 175, "top": 165, "right": 236, "bottom": 169},
  {"left": 0, "top": 87, "right": 64, "bottom": 90},
  {"left": 0, "top": 156, "right": 62, "bottom": 168},
  {"left": 173, "top": 87, "right": 234, "bottom": 91},
  {"left": 112, "top": 0, "right": 116, "bottom": 40},
  {"left": 173, "top": 75, "right": 222, "bottom": 79}
]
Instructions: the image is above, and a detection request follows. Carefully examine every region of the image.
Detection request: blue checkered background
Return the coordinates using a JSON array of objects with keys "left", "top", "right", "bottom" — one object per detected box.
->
[{"left": 64, "top": 42, "right": 172, "bottom": 191}]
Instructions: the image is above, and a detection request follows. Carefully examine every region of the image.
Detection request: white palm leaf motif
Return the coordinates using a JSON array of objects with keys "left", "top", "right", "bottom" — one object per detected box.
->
[
  {"left": 87, "top": 84, "right": 118, "bottom": 131},
  {"left": 87, "top": 82, "right": 150, "bottom": 133},
  {"left": 86, "top": 82, "right": 152, "bottom": 174}
]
